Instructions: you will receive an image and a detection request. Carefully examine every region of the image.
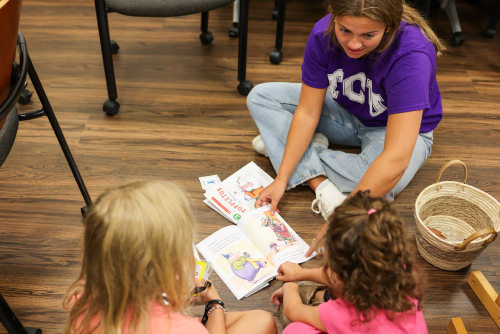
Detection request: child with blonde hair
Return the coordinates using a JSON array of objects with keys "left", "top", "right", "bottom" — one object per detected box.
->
[
  {"left": 64, "top": 180, "right": 277, "bottom": 334},
  {"left": 271, "top": 190, "right": 427, "bottom": 333}
]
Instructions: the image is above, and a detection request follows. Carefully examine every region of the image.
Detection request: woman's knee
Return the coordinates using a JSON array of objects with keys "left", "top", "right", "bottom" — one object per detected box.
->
[{"left": 247, "top": 83, "right": 274, "bottom": 112}]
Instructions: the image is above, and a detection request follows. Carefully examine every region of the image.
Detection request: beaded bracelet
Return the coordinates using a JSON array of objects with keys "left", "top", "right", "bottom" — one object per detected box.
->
[
  {"left": 207, "top": 304, "right": 225, "bottom": 317},
  {"left": 201, "top": 299, "right": 225, "bottom": 325}
]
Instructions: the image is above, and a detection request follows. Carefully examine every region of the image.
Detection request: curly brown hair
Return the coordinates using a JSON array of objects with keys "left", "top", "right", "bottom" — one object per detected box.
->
[{"left": 322, "top": 190, "right": 422, "bottom": 322}]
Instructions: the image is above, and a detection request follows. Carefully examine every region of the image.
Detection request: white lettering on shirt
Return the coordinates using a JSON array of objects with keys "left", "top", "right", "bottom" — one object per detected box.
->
[
  {"left": 327, "top": 69, "right": 344, "bottom": 98},
  {"left": 343, "top": 72, "right": 366, "bottom": 104},
  {"left": 367, "top": 79, "right": 387, "bottom": 117},
  {"left": 327, "top": 71, "right": 387, "bottom": 118}
]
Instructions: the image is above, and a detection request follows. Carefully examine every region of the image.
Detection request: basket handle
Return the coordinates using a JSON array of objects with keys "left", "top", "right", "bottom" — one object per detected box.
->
[
  {"left": 454, "top": 228, "right": 498, "bottom": 251},
  {"left": 435, "top": 160, "right": 468, "bottom": 184}
]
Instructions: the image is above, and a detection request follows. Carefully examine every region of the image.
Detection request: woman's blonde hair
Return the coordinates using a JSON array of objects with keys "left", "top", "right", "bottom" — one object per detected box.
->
[
  {"left": 322, "top": 190, "right": 422, "bottom": 322},
  {"left": 326, "top": 0, "right": 446, "bottom": 54},
  {"left": 64, "top": 180, "right": 197, "bottom": 334}
]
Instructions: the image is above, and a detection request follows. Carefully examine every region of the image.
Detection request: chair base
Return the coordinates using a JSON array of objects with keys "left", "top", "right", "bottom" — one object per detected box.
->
[
  {"left": 237, "top": 80, "right": 253, "bottom": 96},
  {"left": 269, "top": 49, "right": 282, "bottom": 65},
  {"left": 103, "top": 99, "right": 120, "bottom": 116}
]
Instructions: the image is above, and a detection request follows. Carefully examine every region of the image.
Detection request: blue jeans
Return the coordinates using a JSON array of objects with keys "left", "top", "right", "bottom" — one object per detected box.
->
[{"left": 247, "top": 82, "right": 434, "bottom": 200}]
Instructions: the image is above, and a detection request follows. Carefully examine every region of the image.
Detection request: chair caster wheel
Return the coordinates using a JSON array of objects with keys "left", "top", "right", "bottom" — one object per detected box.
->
[
  {"left": 484, "top": 28, "right": 496, "bottom": 38},
  {"left": 237, "top": 80, "right": 253, "bottom": 96},
  {"left": 18, "top": 88, "right": 33, "bottom": 104},
  {"left": 269, "top": 49, "right": 282, "bottom": 64},
  {"left": 228, "top": 23, "right": 239, "bottom": 37},
  {"left": 272, "top": 7, "right": 278, "bottom": 20},
  {"left": 103, "top": 99, "right": 120, "bottom": 116},
  {"left": 200, "top": 32, "right": 213, "bottom": 45},
  {"left": 450, "top": 32, "right": 464, "bottom": 46},
  {"left": 110, "top": 40, "right": 120, "bottom": 54}
]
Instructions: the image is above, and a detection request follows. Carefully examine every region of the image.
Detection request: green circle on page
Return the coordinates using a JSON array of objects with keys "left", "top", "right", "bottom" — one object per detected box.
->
[{"left": 233, "top": 214, "right": 242, "bottom": 220}]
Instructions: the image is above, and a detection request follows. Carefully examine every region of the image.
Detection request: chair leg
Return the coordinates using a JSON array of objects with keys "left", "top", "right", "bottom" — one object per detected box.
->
[
  {"left": 237, "top": 0, "right": 253, "bottom": 96},
  {"left": 0, "top": 293, "right": 42, "bottom": 334},
  {"left": 200, "top": 11, "right": 214, "bottom": 44},
  {"left": 94, "top": 0, "right": 120, "bottom": 116},
  {"left": 441, "top": 0, "right": 464, "bottom": 46},
  {"left": 25, "top": 53, "right": 92, "bottom": 215},
  {"left": 270, "top": 0, "right": 287, "bottom": 64},
  {"left": 484, "top": 0, "right": 500, "bottom": 38},
  {"left": 228, "top": 0, "right": 239, "bottom": 37}
]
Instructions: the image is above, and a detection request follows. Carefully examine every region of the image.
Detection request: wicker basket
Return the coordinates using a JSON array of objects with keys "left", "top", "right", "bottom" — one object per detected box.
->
[{"left": 414, "top": 160, "right": 500, "bottom": 271}]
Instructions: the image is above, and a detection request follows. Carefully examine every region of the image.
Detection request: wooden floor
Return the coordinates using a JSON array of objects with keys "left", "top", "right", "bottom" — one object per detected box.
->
[{"left": 1, "top": 0, "right": 499, "bottom": 333}]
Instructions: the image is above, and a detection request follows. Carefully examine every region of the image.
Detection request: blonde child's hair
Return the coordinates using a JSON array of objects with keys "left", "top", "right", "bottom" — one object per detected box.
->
[
  {"left": 322, "top": 190, "right": 422, "bottom": 322},
  {"left": 64, "top": 180, "right": 196, "bottom": 334},
  {"left": 326, "top": 0, "right": 446, "bottom": 55}
]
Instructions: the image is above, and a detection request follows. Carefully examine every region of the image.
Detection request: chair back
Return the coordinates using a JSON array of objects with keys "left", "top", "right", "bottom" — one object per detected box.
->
[
  {"left": 0, "top": 0, "right": 22, "bottom": 165},
  {"left": 0, "top": 0, "right": 22, "bottom": 109}
]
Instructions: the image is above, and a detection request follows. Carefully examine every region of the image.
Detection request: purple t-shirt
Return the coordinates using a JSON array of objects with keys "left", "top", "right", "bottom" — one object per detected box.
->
[{"left": 302, "top": 15, "right": 442, "bottom": 133}]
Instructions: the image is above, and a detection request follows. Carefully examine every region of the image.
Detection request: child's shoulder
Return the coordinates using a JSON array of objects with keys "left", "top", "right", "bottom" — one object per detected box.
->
[{"left": 318, "top": 298, "right": 427, "bottom": 333}]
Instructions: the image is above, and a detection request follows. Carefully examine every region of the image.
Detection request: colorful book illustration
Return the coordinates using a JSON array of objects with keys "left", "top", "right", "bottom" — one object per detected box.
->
[
  {"left": 203, "top": 161, "right": 274, "bottom": 224},
  {"left": 196, "top": 206, "right": 313, "bottom": 299}
]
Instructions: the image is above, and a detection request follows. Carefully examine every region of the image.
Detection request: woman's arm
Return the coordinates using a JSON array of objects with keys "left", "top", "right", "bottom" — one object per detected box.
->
[
  {"left": 282, "top": 282, "right": 326, "bottom": 332},
  {"left": 257, "top": 84, "right": 327, "bottom": 213},
  {"left": 305, "top": 110, "right": 423, "bottom": 257},
  {"left": 352, "top": 110, "right": 423, "bottom": 197}
]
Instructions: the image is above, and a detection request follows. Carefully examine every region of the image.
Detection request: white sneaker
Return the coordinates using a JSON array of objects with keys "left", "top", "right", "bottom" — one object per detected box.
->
[
  {"left": 252, "top": 133, "right": 329, "bottom": 157},
  {"left": 252, "top": 134, "right": 269, "bottom": 157},
  {"left": 311, "top": 179, "right": 347, "bottom": 220}
]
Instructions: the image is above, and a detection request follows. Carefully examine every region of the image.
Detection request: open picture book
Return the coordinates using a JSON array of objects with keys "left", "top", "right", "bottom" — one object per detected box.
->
[
  {"left": 203, "top": 161, "right": 274, "bottom": 224},
  {"left": 196, "top": 205, "right": 314, "bottom": 300}
]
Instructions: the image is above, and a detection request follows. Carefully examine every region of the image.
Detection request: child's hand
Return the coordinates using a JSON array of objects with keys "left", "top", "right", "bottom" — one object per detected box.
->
[
  {"left": 270, "top": 287, "right": 284, "bottom": 306},
  {"left": 276, "top": 262, "right": 302, "bottom": 282},
  {"left": 192, "top": 279, "right": 221, "bottom": 303}
]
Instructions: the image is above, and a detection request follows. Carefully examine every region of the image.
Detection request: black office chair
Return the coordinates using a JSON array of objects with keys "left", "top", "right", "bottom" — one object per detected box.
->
[
  {"left": 94, "top": 0, "right": 252, "bottom": 116},
  {"left": 1, "top": 0, "right": 92, "bottom": 329}
]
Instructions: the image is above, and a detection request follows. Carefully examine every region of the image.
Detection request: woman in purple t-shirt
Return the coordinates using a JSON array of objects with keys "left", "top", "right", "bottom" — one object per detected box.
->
[{"left": 247, "top": 0, "right": 445, "bottom": 254}]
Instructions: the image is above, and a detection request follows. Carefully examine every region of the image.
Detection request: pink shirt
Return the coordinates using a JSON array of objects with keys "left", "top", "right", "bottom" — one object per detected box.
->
[
  {"left": 75, "top": 301, "right": 208, "bottom": 334},
  {"left": 283, "top": 298, "right": 428, "bottom": 334}
]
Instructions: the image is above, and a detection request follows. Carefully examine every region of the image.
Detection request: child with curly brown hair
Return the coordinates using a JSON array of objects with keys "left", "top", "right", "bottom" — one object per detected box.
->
[{"left": 271, "top": 190, "right": 426, "bottom": 333}]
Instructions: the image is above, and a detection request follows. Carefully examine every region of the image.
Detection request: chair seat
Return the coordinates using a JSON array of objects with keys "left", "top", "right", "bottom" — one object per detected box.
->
[
  {"left": 0, "top": 106, "right": 18, "bottom": 167},
  {"left": 106, "top": 0, "right": 234, "bottom": 17}
]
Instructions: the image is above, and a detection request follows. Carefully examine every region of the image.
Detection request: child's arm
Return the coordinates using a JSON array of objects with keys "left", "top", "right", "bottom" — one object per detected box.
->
[
  {"left": 282, "top": 282, "right": 326, "bottom": 332},
  {"left": 276, "top": 262, "right": 329, "bottom": 285},
  {"left": 197, "top": 281, "right": 226, "bottom": 334}
]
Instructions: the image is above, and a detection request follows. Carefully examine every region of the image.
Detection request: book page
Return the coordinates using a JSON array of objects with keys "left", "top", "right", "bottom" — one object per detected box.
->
[
  {"left": 204, "top": 162, "right": 274, "bottom": 224},
  {"left": 196, "top": 226, "right": 277, "bottom": 300},
  {"left": 237, "top": 206, "right": 314, "bottom": 266}
]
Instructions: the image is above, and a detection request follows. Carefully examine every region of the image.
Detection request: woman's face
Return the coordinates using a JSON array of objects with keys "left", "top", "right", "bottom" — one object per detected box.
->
[{"left": 334, "top": 15, "right": 386, "bottom": 59}]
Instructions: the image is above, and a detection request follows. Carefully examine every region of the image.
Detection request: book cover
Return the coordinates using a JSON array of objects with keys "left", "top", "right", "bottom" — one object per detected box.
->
[{"left": 203, "top": 161, "right": 274, "bottom": 224}]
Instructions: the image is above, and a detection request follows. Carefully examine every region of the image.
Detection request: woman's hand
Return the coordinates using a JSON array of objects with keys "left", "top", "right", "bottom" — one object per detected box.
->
[
  {"left": 270, "top": 287, "right": 284, "bottom": 306},
  {"left": 255, "top": 179, "right": 287, "bottom": 214},
  {"left": 305, "top": 223, "right": 328, "bottom": 257},
  {"left": 276, "top": 262, "right": 303, "bottom": 282}
]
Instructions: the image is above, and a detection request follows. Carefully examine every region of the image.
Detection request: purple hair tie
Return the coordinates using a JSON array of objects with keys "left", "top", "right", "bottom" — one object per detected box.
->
[{"left": 367, "top": 208, "right": 376, "bottom": 215}]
